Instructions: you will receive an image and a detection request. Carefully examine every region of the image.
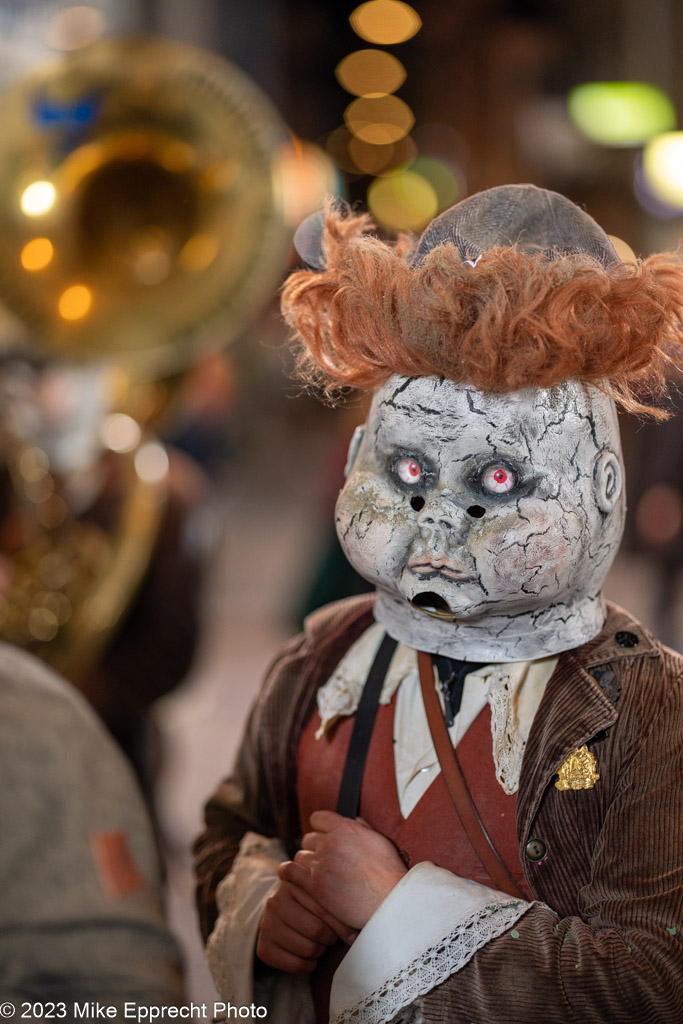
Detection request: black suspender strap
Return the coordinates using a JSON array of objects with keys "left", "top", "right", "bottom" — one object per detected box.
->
[{"left": 336, "top": 632, "right": 398, "bottom": 818}]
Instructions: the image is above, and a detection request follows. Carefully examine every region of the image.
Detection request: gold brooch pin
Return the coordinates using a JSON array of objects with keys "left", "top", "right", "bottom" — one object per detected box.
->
[{"left": 555, "top": 745, "right": 600, "bottom": 790}]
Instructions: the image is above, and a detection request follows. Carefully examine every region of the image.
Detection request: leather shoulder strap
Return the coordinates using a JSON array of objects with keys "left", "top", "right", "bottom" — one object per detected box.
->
[
  {"left": 336, "top": 633, "right": 398, "bottom": 818},
  {"left": 418, "top": 649, "right": 526, "bottom": 900}
]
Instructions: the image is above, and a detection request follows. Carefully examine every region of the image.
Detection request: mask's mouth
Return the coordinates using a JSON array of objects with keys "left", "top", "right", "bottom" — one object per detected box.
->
[{"left": 410, "top": 591, "right": 457, "bottom": 621}]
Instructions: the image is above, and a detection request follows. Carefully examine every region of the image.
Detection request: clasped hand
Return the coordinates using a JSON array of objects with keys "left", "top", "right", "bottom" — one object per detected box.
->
[{"left": 256, "top": 810, "right": 408, "bottom": 973}]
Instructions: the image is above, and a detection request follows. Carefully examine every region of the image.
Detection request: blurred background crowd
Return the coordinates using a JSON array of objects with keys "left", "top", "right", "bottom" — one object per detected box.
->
[{"left": 0, "top": 0, "right": 682, "bottom": 1006}]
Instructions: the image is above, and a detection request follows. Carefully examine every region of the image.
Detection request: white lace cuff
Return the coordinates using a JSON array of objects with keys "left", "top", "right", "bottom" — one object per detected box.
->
[
  {"left": 206, "top": 833, "right": 316, "bottom": 1023},
  {"left": 206, "top": 832, "right": 283, "bottom": 1004},
  {"left": 329, "top": 862, "right": 533, "bottom": 1024}
]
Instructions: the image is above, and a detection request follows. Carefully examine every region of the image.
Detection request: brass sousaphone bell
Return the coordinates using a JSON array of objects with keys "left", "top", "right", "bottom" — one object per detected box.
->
[
  {"left": 0, "top": 36, "right": 294, "bottom": 681},
  {"left": 0, "top": 34, "right": 293, "bottom": 373}
]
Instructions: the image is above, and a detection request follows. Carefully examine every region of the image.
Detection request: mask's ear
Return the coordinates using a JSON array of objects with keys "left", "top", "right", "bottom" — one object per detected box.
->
[
  {"left": 293, "top": 197, "right": 348, "bottom": 270},
  {"left": 293, "top": 210, "right": 326, "bottom": 270},
  {"left": 344, "top": 424, "right": 365, "bottom": 477},
  {"left": 593, "top": 450, "right": 623, "bottom": 513}
]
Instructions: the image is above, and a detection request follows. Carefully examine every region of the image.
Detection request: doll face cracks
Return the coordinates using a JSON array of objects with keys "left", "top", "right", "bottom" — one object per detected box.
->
[{"left": 335, "top": 375, "right": 625, "bottom": 625}]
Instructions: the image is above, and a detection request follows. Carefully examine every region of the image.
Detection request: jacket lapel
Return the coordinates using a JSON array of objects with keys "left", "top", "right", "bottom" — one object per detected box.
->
[{"left": 516, "top": 602, "right": 659, "bottom": 842}]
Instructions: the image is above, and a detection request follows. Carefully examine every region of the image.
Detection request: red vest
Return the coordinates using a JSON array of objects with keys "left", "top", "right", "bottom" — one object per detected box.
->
[
  {"left": 297, "top": 689, "right": 530, "bottom": 1020},
  {"left": 298, "top": 690, "right": 529, "bottom": 889}
]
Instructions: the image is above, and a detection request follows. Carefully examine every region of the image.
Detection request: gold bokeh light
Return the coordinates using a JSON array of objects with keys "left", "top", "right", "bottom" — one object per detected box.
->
[
  {"left": 18, "top": 446, "right": 49, "bottom": 483},
  {"left": 272, "top": 138, "right": 340, "bottom": 226},
  {"left": 20, "top": 181, "right": 57, "bottom": 217},
  {"left": 58, "top": 284, "right": 92, "bottom": 321},
  {"left": 336, "top": 49, "right": 406, "bottom": 97},
  {"left": 345, "top": 94, "right": 414, "bottom": 145},
  {"left": 607, "top": 234, "right": 637, "bottom": 263},
  {"left": 347, "top": 134, "right": 417, "bottom": 175},
  {"left": 159, "top": 140, "right": 196, "bottom": 174},
  {"left": 135, "top": 442, "right": 169, "bottom": 485},
  {"left": 100, "top": 413, "right": 141, "bottom": 454},
  {"left": 179, "top": 233, "right": 220, "bottom": 271},
  {"left": 368, "top": 168, "right": 439, "bottom": 232},
  {"left": 350, "top": 1, "right": 422, "bottom": 45},
  {"left": 324, "top": 127, "right": 362, "bottom": 175},
  {"left": 642, "top": 132, "right": 683, "bottom": 209},
  {"left": 21, "top": 237, "right": 54, "bottom": 271}
]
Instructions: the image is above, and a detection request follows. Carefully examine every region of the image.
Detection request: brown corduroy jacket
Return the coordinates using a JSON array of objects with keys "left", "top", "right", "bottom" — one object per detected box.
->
[{"left": 194, "top": 594, "right": 683, "bottom": 1024}]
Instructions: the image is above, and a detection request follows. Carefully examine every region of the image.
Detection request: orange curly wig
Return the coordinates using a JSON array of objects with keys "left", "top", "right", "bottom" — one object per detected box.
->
[{"left": 281, "top": 200, "right": 683, "bottom": 417}]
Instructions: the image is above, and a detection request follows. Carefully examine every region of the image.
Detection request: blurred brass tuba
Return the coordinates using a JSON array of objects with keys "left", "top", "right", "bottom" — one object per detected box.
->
[
  {"left": 0, "top": 34, "right": 294, "bottom": 374},
  {"left": 0, "top": 36, "right": 295, "bottom": 682}
]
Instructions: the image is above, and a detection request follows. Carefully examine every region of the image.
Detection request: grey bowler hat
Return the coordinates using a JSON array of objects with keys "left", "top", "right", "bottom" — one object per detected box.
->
[{"left": 411, "top": 183, "right": 619, "bottom": 267}]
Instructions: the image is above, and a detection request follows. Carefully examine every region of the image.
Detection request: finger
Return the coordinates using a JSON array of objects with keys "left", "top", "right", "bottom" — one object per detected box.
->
[
  {"left": 279, "top": 864, "right": 357, "bottom": 944},
  {"left": 293, "top": 848, "right": 316, "bottom": 876},
  {"left": 309, "top": 809, "right": 346, "bottom": 832},
  {"left": 263, "top": 916, "right": 329, "bottom": 960},
  {"left": 260, "top": 894, "right": 333, "bottom": 959},
  {"left": 299, "top": 830, "right": 323, "bottom": 851},
  {"left": 256, "top": 933, "right": 318, "bottom": 975},
  {"left": 291, "top": 850, "right": 322, "bottom": 901},
  {"left": 278, "top": 859, "right": 312, "bottom": 886},
  {"left": 274, "top": 880, "right": 340, "bottom": 945}
]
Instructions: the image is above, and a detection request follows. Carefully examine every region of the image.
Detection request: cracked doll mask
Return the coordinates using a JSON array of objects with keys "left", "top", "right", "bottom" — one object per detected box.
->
[
  {"left": 282, "top": 184, "right": 683, "bottom": 658},
  {"left": 335, "top": 375, "right": 625, "bottom": 662}
]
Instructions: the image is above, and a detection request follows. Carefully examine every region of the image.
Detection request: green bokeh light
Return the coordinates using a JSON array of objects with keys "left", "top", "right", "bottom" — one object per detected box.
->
[
  {"left": 568, "top": 82, "right": 676, "bottom": 146},
  {"left": 407, "top": 157, "right": 460, "bottom": 208}
]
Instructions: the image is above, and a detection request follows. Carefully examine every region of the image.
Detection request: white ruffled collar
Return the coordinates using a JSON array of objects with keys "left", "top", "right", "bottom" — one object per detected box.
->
[{"left": 316, "top": 623, "right": 557, "bottom": 802}]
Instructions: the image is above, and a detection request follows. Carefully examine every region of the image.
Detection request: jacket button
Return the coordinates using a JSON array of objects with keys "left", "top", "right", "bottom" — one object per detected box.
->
[
  {"left": 615, "top": 630, "right": 639, "bottom": 648},
  {"left": 524, "top": 838, "right": 548, "bottom": 862}
]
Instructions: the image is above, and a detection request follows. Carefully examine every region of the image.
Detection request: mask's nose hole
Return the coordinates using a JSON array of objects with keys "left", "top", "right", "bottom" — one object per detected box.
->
[
  {"left": 467, "top": 504, "right": 486, "bottom": 518},
  {"left": 410, "top": 495, "right": 425, "bottom": 511}
]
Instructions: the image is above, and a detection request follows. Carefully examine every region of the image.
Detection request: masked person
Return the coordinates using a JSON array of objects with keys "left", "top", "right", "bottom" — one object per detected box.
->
[{"left": 194, "top": 185, "right": 683, "bottom": 1024}]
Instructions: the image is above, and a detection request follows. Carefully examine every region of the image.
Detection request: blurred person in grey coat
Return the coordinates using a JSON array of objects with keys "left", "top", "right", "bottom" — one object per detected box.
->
[{"left": 0, "top": 639, "right": 183, "bottom": 1010}]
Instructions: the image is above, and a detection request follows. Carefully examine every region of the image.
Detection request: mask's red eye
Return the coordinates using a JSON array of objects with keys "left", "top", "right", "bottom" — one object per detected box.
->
[
  {"left": 397, "top": 457, "right": 421, "bottom": 485},
  {"left": 483, "top": 466, "right": 515, "bottom": 494}
]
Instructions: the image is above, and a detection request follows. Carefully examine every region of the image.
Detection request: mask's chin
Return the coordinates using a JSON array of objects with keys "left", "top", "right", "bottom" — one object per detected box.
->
[
  {"left": 375, "top": 585, "right": 608, "bottom": 662},
  {"left": 410, "top": 590, "right": 458, "bottom": 622}
]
